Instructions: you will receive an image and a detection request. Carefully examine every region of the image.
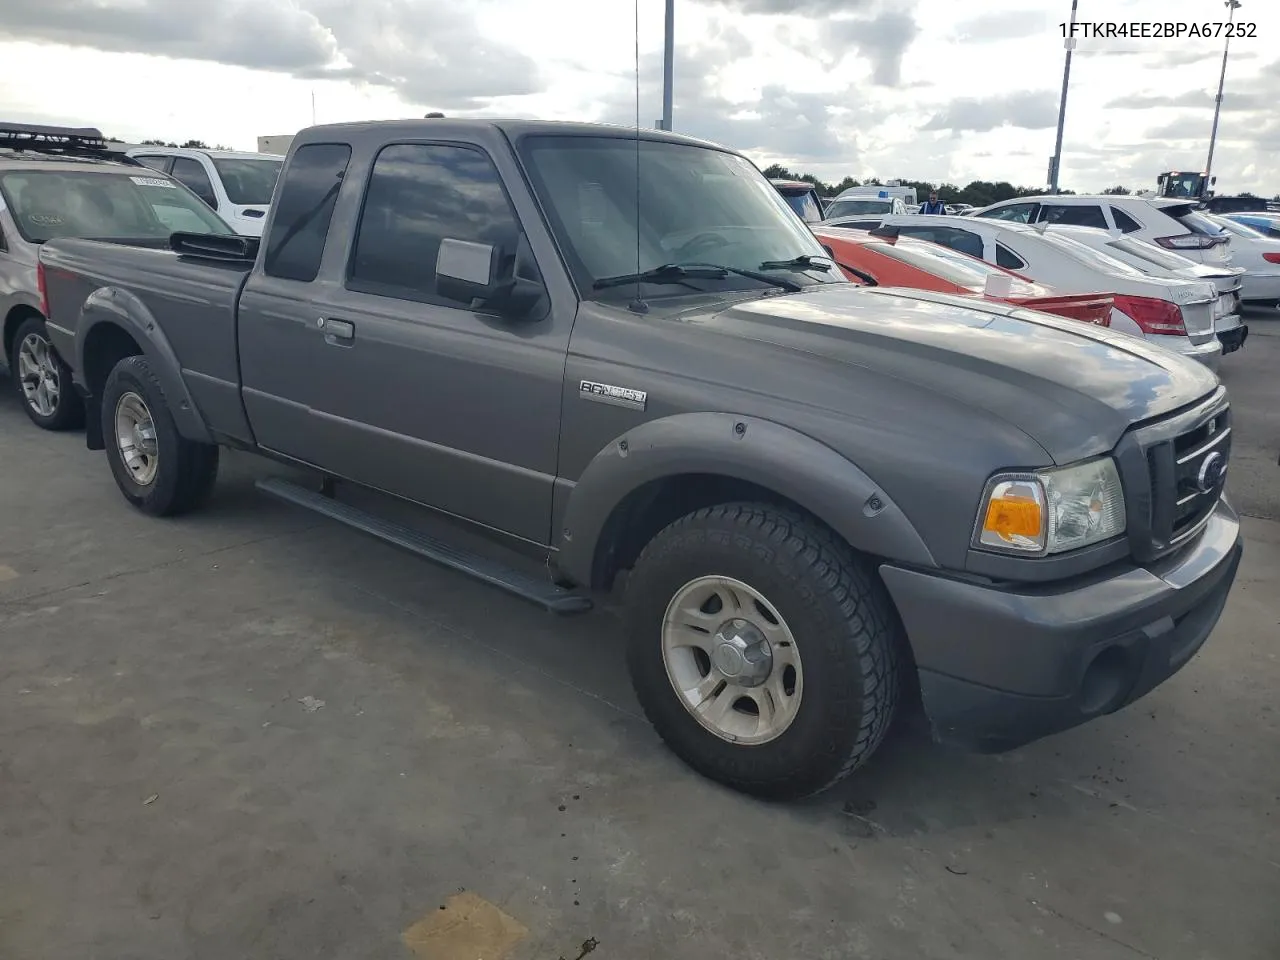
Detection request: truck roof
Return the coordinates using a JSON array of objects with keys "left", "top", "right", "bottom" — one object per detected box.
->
[{"left": 291, "top": 118, "right": 736, "bottom": 153}]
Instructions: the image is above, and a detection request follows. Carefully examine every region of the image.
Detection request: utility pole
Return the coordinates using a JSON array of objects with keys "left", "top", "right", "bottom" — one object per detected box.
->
[
  {"left": 1049, "top": 0, "right": 1079, "bottom": 193},
  {"left": 1205, "top": 0, "right": 1242, "bottom": 185},
  {"left": 660, "top": 0, "right": 674, "bottom": 131}
]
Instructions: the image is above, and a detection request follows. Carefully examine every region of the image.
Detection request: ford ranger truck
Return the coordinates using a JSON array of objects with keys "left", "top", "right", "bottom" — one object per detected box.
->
[{"left": 38, "top": 119, "right": 1243, "bottom": 801}]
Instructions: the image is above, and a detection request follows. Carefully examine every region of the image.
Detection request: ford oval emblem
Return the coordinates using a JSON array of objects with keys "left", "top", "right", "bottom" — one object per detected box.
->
[{"left": 1196, "top": 451, "right": 1225, "bottom": 493}]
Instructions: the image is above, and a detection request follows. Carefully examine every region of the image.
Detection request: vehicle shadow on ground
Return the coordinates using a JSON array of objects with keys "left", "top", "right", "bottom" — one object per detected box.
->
[
  {"left": 194, "top": 454, "right": 1116, "bottom": 842},
  {"left": 0, "top": 373, "right": 1167, "bottom": 846}
]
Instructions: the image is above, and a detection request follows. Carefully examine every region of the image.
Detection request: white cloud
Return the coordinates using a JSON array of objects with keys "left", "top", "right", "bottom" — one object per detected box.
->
[{"left": 0, "top": 0, "right": 1276, "bottom": 195}]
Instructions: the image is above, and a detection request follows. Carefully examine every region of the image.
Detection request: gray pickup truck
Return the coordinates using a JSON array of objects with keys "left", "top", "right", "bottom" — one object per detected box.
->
[{"left": 39, "top": 119, "right": 1242, "bottom": 800}]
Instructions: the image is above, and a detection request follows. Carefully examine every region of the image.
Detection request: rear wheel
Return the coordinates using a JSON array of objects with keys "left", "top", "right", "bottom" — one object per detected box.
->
[
  {"left": 11, "top": 316, "right": 84, "bottom": 431},
  {"left": 625, "top": 503, "right": 902, "bottom": 800},
  {"left": 100, "top": 355, "right": 219, "bottom": 516}
]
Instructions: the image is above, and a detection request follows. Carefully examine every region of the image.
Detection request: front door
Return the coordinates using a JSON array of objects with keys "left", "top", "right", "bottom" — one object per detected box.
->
[{"left": 251, "top": 139, "right": 573, "bottom": 546}]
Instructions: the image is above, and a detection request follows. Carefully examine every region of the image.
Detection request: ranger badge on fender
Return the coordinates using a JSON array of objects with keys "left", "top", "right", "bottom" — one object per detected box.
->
[{"left": 579, "top": 380, "right": 647, "bottom": 410}]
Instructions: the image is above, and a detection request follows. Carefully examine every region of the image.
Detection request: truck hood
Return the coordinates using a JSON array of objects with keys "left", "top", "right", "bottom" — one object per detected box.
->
[{"left": 691, "top": 284, "right": 1219, "bottom": 464}]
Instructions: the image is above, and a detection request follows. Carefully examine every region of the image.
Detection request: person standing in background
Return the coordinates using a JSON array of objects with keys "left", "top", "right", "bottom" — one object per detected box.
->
[{"left": 920, "top": 191, "right": 946, "bottom": 214}]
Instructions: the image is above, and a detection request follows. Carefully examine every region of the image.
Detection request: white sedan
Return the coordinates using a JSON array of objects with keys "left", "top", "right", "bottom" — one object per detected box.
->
[
  {"left": 1208, "top": 215, "right": 1280, "bottom": 307},
  {"left": 1041, "top": 225, "right": 1247, "bottom": 357},
  {"left": 875, "top": 214, "right": 1224, "bottom": 369}
]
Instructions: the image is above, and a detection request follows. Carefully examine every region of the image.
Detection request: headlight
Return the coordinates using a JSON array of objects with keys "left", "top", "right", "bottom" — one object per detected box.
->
[{"left": 973, "top": 457, "right": 1126, "bottom": 556}]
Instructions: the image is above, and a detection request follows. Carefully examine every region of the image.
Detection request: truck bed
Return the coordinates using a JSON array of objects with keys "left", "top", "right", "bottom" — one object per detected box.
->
[{"left": 40, "top": 237, "right": 252, "bottom": 441}]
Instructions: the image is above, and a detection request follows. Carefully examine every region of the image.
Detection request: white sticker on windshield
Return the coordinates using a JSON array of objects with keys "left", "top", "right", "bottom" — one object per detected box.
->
[{"left": 130, "top": 175, "right": 177, "bottom": 188}]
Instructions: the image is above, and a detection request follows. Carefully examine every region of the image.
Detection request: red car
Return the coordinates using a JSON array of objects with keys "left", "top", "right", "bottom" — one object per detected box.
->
[{"left": 814, "top": 226, "right": 1113, "bottom": 327}]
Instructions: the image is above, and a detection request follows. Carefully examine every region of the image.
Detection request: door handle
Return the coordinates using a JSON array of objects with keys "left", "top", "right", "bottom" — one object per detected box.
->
[{"left": 317, "top": 317, "right": 355, "bottom": 343}]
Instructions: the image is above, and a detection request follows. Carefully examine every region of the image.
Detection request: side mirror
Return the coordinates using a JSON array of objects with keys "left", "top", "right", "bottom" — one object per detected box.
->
[
  {"left": 1211, "top": 176, "right": 1218, "bottom": 185},
  {"left": 436, "top": 237, "right": 544, "bottom": 318}
]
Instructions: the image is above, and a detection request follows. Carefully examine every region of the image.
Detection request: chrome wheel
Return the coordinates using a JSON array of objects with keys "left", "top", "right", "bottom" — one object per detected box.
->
[
  {"left": 17, "top": 331, "right": 60, "bottom": 418},
  {"left": 661, "top": 575, "right": 804, "bottom": 745},
  {"left": 114, "top": 392, "right": 159, "bottom": 486}
]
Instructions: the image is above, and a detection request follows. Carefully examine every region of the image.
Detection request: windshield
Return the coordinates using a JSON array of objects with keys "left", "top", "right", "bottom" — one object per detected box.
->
[
  {"left": 1037, "top": 231, "right": 1147, "bottom": 277},
  {"left": 779, "top": 190, "right": 823, "bottom": 223},
  {"left": 211, "top": 157, "right": 283, "bottom": 205},
  {"left": 827, "top": 199, "right": 893, "bottom": 218},
  {"left": 517, "top": 136, "right": 833, "bottom": 298},
  {"left": 1163, "top": 175, "right": 1204, "bottom": 199},
  {"left": 1108, "top": 235, "right": 1195, "bottom": 271},
  {"left": 870, "top": 240, "right": 1032, "bottom": 292},
  {"left": 0, "top": 170, "right": 234, "bottom": 242}
]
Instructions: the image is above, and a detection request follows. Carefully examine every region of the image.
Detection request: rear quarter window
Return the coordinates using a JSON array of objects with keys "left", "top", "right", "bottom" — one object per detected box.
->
[
  {"left": 262, "top": 143, "right": 352, "bottom": 282},
  {"left": 995, "top": 243, "right": 1026, "bottom": 269},
  {"left": 1110, "top": 206, "right": 1144, "bottom": 233}
]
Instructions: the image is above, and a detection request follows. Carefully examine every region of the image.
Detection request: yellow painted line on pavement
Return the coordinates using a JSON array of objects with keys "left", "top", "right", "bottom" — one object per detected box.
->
[{"left": 0, "top": 564, "right": 19, "bottom": 582}]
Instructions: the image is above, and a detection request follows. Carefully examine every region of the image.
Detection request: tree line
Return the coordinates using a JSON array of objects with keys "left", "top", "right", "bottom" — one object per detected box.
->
[
  {"left": 102, "top": 136, "right": 234, "bottom": 150},
  {"left": 138, "top": 138, "right": 236, "bottom": 151},
  {"left": 762, "top": 164, "right": 1276, "bottom": 204},
  {"left": 759, "top": 164, "right": 1133, "bottom": 206}
]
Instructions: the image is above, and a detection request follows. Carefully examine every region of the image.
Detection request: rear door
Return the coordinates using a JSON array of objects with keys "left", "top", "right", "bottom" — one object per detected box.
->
[{"left": 238, "top": 141, "right": 355, "bottom": 465}]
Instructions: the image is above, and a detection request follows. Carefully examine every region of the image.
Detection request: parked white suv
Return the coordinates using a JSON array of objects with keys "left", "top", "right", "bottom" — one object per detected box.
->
[
  {"left": 971, "top": 194, "right": 1232, "bottom": 266},
  {"left": 127, "top": 147, "right": 284, "bottom": 236}
]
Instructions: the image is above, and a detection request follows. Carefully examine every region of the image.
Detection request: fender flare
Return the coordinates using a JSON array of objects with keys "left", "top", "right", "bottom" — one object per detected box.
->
[
  {"left": 3, "top": 294, "right": 46, "bottom": 362},
  {"left": 74, "top": 286, "right": 214, "bottom": 444},
  {"left": 556, "top": 412, "right": 936, "bottom": 586}
]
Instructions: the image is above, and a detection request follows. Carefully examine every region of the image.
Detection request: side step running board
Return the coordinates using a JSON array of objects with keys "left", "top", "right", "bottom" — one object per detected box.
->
[{"left": 256, "top": 477, "right": 593, "bottom": 616}]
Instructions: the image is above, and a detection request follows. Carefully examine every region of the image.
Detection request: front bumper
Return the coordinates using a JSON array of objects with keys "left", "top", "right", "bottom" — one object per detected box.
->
[{"left": 879, "top": 498, "right": 1242, "bottom": 752}]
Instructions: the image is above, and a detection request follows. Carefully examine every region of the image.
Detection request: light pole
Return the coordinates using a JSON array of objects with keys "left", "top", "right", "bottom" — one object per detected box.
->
[
  {"left": 1205, "top": 0, "right": 1242, "bottom": 185},
  {"left": 660, "top": 0, "right": 674, "bottom": 131},
  {"left": 1049, "top": 0, "right": 1079, "bottom": 193}
]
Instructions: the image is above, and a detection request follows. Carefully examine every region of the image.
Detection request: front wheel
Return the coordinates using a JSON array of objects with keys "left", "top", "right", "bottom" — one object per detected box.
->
[
  {"left": 625, "top": 503, "right": 902, "bottom": 800},
  {"left": 11, "top": 316, "right": 84, "bottom": 431},
  {"left": 100, "top": 355, "right": 219, "bottom": 516}
]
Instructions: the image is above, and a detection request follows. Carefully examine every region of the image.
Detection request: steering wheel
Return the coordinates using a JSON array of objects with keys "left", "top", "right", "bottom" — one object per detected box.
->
[{"left": 673, "top": 231, "right": 730, "bottom": 260}]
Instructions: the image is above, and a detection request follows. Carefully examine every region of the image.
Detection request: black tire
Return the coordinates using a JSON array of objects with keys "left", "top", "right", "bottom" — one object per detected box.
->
[
  {"left": 625, "top": 503, "right": 902, "bottom": 800},
  {"left": 10, "top": 315, "right": 85, "bottom": 431},
  {"left": 100, "top": 354, "right": 219, "bottom": 516}
]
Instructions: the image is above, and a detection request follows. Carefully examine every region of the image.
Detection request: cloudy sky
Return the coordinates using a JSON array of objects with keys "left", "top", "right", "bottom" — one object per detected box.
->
[{"left": 1, "top": 0, "right": 1277, "bottom": 194}]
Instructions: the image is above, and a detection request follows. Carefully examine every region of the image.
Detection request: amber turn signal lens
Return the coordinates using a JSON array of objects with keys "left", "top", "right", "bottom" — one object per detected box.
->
[{"left": 983, "top": 496, "right": 1043, "bottom": 540}]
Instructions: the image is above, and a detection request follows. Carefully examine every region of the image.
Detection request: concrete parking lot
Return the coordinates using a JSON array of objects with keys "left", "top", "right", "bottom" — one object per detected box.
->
[{"left": 1, "top": 315, "right": 1278, "bottom": 960}]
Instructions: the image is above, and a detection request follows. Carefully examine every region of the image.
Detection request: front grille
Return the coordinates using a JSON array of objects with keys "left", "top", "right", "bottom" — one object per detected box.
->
[{"left": 1119, "top": 389, "right": 1230, "bottom": 563}]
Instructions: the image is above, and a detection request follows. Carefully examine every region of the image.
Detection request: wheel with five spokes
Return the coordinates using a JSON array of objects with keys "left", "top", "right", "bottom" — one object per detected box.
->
[
  {"left": 11, "top": 315, "right": 84, "bottom": 431},
  {"left": 625, "top": 503, "right": 902, "bottom": 800}
]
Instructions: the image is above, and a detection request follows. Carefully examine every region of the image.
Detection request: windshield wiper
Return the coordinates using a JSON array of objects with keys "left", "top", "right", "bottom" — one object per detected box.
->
[
  {"left": 834, "top": 262, "right": 878, "bottom": 286},
  {"left": 594, "top": 261, "right": 802, "bottom": 293},
  {"left": 758, "top": 254, "right": 833, "bottom": 272}
]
